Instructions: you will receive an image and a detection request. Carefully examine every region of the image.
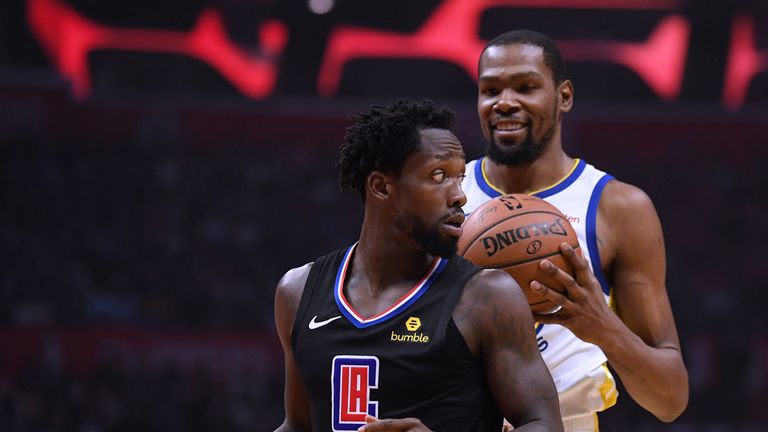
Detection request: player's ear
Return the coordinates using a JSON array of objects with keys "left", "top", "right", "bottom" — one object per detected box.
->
[
  {"left": 558, "top": 79, "right": 573, "bottom": 113},
  {"left": 367, "top": 170, "right": 391, "bottom": 201}
]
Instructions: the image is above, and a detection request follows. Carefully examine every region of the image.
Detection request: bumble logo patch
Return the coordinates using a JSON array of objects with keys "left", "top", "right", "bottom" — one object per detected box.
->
[
  {"left": 391, "top": 316, "right": 429, "bottom": 343},
  {"left": 405, "top": 317, "right": 421, "bottom": 331}
]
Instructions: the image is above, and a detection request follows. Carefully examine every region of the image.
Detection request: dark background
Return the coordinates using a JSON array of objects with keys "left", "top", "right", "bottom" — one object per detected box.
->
[{"left": 1, "top": 0, "right": 767, "bottom": 430}]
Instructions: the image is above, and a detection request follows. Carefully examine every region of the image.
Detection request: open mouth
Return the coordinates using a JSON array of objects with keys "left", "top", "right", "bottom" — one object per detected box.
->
[
  {"left": 442, "top": 223, "right": 464, "bottom": 237},
  {"left": 442, "top": 213, "right": 465, "bottom": 237},
  {"left": 493, "top": 120, "right": 527, "bottom": 132}
]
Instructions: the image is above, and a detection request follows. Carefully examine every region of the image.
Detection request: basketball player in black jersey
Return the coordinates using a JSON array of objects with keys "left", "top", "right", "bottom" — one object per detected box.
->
[{"left": 273, "top": 99, "right": 562, "bottom": 432}]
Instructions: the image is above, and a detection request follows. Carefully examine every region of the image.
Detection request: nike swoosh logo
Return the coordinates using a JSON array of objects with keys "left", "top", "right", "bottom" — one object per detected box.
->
[{"left": 308, "top": 315, "right": 341, "bottom": 330}]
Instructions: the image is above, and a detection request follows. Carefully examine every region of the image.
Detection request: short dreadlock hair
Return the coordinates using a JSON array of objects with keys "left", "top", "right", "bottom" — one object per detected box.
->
[{"left": 337, "top": 99, "right": 455, "bottom": 202}]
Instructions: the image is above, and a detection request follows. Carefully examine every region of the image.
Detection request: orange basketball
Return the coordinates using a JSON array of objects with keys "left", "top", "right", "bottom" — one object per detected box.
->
[{"left": 458, "top": 194, "right": 579, "bottom": 314}]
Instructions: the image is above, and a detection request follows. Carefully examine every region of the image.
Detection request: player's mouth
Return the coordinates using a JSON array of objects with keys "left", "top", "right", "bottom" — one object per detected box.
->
[
  {"left": 442, "top": 213, "right": 465, "bottom": 237},
  {"left": 492, "top": 120, "right": 528, "bottom": 139}
]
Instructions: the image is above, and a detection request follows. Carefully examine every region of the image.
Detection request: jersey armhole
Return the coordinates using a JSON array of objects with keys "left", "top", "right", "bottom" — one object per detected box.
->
[
  {"left": 585, "top": 174, "right": 614, "bottom": 295},
  {"left": 437, "top": 259, "right": 483, "bottom": 352}
]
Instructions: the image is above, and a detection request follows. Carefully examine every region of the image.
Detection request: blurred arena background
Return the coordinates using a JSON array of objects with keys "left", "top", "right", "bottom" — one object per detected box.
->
[{"left": 1, "top": 0, "right": 767, "bottom": 430}]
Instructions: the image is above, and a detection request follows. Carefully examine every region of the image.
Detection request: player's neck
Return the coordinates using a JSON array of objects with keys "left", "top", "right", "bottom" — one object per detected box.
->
[
  {"left": 484, "top": 148, "right": 574, "bottom": 195},
  {"left": 353, "top": 230, "right": 436, "bottom": 293},
  {"left": 343, "top": 237, "right": 437, "bottom": 318}
]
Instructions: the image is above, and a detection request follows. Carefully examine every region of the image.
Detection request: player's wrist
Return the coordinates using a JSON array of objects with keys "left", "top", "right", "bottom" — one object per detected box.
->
[{"left": 591, "top": 314, "right": 637, "bottom": 353}]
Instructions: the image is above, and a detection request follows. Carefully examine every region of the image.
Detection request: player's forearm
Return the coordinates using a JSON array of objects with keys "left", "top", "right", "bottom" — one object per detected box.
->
[{"left": 599, "top": 325, "right": 688, "bottom": 421}]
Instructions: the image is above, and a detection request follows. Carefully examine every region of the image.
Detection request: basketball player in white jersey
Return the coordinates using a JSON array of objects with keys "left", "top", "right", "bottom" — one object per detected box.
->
[{"left": 462, "top": 30, "right": 688, "bottom": 431}]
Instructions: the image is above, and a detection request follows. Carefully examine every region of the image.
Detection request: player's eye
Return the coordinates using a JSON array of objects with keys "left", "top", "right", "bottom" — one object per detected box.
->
[
  {"left": 432, "top": 170, "right": 446, "bottom": 182},
  {"left": 459, "top": 173, "right": 466, "bottom": 184}
]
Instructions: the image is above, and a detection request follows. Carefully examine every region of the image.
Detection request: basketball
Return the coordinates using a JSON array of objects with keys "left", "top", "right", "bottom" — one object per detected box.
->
[{"left": 458, "top": 194, "right": 580, "bottom": 314}]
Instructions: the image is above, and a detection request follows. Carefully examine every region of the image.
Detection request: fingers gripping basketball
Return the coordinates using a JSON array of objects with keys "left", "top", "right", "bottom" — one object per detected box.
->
[{"left": 458, "top": 194, "right": 580, "bottom": 314}]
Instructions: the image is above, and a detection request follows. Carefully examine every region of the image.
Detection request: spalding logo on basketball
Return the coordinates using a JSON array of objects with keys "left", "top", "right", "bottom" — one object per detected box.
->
[{"left": 458, "top": 194, "right": 580, "bottom": 314}]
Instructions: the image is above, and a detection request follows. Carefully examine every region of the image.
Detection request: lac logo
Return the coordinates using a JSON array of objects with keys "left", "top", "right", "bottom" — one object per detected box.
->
[{"left": 331, "top": 355, "right": 379, "bottom": 431}]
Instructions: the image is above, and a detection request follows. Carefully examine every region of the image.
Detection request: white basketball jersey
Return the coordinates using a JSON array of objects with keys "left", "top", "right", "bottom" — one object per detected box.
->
[{"left": 463, "top": 157, "right": 619, "bottom": 420}]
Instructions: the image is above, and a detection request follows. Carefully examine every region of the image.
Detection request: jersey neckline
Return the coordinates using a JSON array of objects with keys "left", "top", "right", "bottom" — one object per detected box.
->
[
  {"left": 477, "top": 157, "right": 586, "bottom": 199},
  {"left": 334, "top": 243, "right": 447, "bottom": 329}
]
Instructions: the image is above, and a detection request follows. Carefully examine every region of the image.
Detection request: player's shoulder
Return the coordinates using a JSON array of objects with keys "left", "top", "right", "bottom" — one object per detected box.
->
[
  {"left": 465, "top": 267, "right": 518, "bottom": 291},
  {"left": 460, "top": 268, "right": 529, "bottom": 311},
  {"left": 275, "top": 262, "right": 313, "bottom": 307},
  {"left": 454, "top": 268, "right": 533, "bottom": 353},
  {"left": 274, "top": 262, "right": 314, "bottom": 340},
  {"left": 601, "top": 178, "right": 657, "bottom": 218}
]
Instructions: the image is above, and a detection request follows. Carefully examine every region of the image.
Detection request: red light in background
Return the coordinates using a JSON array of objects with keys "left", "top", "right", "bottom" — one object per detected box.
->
[
  {"left": 24, "top": 0, "right": 711, "bottom": 104},
  {"left": 559, "top": 15, "right": 690, "bottom": 101},
  {"left": 723, "top": 15, "right": 767, "bottom": 111},
  {"left": 27, "top": 0, "right": 288, "bottom": 99},
  {"left": 317, "top": 0, "right": 483, "bottom": 96},
  {"left": 317, "top": 0, "right": 689, "bottom": 101}
]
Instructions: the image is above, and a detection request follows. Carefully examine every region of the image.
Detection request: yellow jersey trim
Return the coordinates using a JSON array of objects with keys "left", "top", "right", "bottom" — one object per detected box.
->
[
  {"left": 598, "top": 364, "right": 619, "bottom": 411},
  {"left": 480, "top": 157, "right": 505, "bottom": 194},
  {"left": 528, "top": 158, "right": 582, "bottom": 195},
  {"left": 608, "top": 288, "right": 616, "bottom": 312},
  {"left": 480, "top": 157, "right": 582, "bottom": 195}
]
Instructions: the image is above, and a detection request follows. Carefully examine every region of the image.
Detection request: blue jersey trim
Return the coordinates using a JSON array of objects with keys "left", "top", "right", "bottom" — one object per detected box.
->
[
  {"left": 534, "top": 159, "right": 586, "bottom": 199},
  {"left": 475, "top": 157, "right": 502, "bottom": 199},
  {"left": 334, "top": 246, "right": 357, "bottom": 325},
  {"left": 586, "top": 174, "right": 614, "bottom": 295}
]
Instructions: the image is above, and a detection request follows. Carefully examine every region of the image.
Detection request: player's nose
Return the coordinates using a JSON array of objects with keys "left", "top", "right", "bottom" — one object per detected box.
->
[
  {"left": 493, "top": 88, "right": 520, "bottom": 114},
  {"left": 448, "top": 179, "right": 467, "bottom": 208}
]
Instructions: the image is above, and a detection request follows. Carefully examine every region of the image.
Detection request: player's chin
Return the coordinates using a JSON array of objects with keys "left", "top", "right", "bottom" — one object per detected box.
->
[{"left": 493, "top": 135, "right": 526, "bottom": 150}]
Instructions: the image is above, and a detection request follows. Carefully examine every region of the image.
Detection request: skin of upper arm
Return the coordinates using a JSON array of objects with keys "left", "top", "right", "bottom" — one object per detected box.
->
[
  {"left": 599, "top": 181, "right": 681, "bottom": 350},
  {"left": 274, "top": 264, "right": 313, "bottom": 432},
  {"left": 454, "top": 269, "right": 562, "bottom": 429}
]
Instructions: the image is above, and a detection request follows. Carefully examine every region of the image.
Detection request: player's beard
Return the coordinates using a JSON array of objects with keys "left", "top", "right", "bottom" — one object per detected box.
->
[
  {"left": 486, "top": 106, "right": 557, "bottom": 166},
  {"left": 395, "top": 212, "right": 458, "bottom": 258}
]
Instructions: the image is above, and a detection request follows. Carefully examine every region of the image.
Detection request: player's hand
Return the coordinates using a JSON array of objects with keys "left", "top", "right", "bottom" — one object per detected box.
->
[
  {"left": 357, "top": 415, "right": 432, "bottom": 431},
  {"left": 529, "top": 243, "right": 623, "bottom": 345}
]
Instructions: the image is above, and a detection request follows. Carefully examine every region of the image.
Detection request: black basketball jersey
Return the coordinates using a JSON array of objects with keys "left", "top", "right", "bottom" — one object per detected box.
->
[{"left": 292, "top": 244, "right": 502, "bottom": 432}]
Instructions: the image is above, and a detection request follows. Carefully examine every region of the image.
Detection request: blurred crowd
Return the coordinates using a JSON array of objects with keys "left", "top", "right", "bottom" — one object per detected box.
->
[
  {"left": 0, "top": 347, "right": 283, "bottom": 432},
  {"left": 1, "top": 106, "right": 353, "bottom": 329}
]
